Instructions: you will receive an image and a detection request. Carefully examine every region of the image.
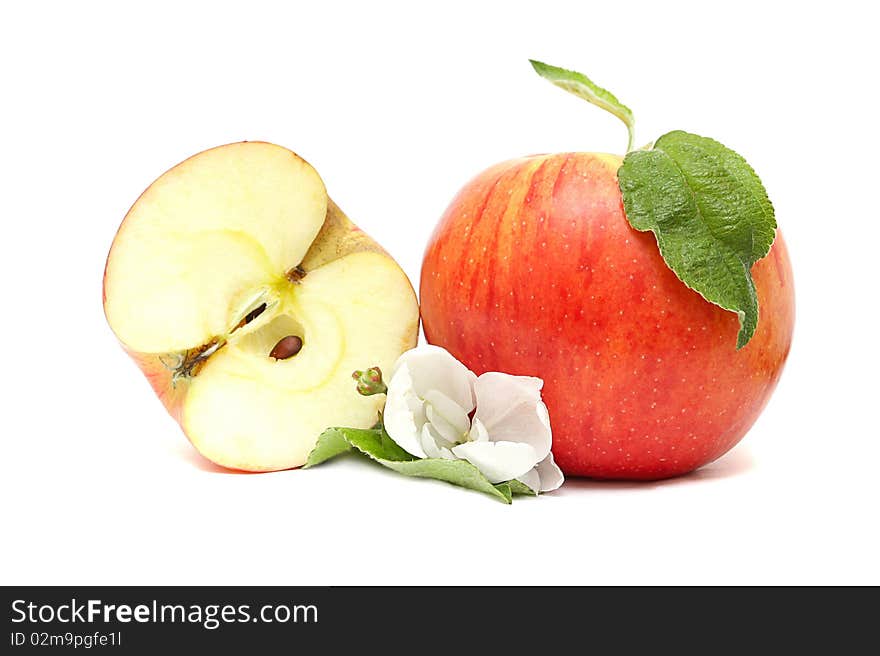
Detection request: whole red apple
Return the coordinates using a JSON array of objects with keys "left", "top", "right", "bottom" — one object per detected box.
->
[{"left": 420, "top": 151, "right": 794, "bottom": 479}]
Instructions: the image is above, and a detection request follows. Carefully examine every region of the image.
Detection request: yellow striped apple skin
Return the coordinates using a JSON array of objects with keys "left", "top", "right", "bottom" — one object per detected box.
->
[{"left": 420, "top": 152, "right": 794, "bottom": 480}]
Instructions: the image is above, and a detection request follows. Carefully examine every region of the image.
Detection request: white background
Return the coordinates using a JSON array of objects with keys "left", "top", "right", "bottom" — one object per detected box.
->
[{"left": 2, "top": 1, "right": 878, "bottom": 585}]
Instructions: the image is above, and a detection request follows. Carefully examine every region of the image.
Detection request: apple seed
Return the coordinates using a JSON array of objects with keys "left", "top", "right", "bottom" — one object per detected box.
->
[
  {"left": 233, "top": 303, "right": 268, "bottom": 331},
  {"left": 270, "top": 335, "right": 303, "bottom": 360}
]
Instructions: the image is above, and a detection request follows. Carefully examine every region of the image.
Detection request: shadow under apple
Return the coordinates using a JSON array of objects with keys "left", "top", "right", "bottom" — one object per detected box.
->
[{"left": 557, "top": 446, "right": 756, "bottom": 494}]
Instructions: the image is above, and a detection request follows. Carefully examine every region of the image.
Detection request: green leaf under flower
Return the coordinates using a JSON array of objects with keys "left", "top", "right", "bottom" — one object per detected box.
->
[{"left": 305, "top": 426, "right": 537, "bottom": 504}]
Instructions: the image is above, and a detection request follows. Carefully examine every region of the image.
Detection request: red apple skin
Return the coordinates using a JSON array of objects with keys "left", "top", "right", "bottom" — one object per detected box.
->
[{"left": 420, "top": 152, "right": 794, "bottom": 480}]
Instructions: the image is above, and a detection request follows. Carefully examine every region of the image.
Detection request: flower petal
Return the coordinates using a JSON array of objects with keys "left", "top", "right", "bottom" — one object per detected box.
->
[
  {"left": 451, "top": 440, "right": 539, "bottom": 484},
  {"left": 421, "top": 423, "right": 456, "bottom": 460},
  {"left": 516, "top": 468, "right": 541, "bottom": 494},
  {"left": 392, "top": 345, "right": 476, "bottom": 412},
  {"left": 424, "top": 389, "right": 471, "bottom": 436},
  {"left": 383, "top": 363, "right": 428, "bottom": 458},
  {"left": 535, "top": 452, "right": 564, "bottom": 492},
  {"left": 470, "top": 417, "right": 490, "bottom": 442},
  {"left": 425, "top": 404, "right": 465, "bottom": 445},
  {"left": 473, "top": 372, "right": 552, "bottom": 461}
]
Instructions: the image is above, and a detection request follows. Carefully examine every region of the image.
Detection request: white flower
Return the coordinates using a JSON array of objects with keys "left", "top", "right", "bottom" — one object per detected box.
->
[{"left": 384, "top": 345, "right": 563, "bottom": 493}]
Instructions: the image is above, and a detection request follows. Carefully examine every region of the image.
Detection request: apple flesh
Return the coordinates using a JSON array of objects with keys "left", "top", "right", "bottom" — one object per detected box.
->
[
  {"left": 420, "top": 153, "right": 794, "bottom": 480},
  {"left": 104, "top": 142, "right": 419, "bottom": 471}
]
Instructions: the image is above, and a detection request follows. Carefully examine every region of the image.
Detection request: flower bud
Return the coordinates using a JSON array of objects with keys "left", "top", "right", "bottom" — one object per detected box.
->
[{"left": 352, "top": 367, "right": 387, "bottom": 396}]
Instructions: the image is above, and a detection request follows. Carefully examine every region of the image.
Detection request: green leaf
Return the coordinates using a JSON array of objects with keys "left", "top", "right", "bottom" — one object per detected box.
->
[
  {"left": 381, "top": 458, "right": 514, "bottom": 504},
  {"left": 304, "top": 428, "right": 353, "bottom": 466},
  {"left": 507, "top": 479, "right": 538, "bottom": 496},
  {"left": 618, "top": 131, "right": 776, "bottom": 349},
  {"left": 530, "top": 59, "right": 635, "bottom": 152},
  {"left": 493, "top": 483, "right": 513, "bottom": 504},
  {"left": 305, "top": 427, "right": 525, "bottom": 504},
  {"left": 305, "top": 427, "right": 413, "bottom": 467}
]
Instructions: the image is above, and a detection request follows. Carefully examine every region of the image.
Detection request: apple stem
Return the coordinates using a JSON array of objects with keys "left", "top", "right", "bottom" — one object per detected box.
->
[{"left": 286, "top": 265, "right": 307, "bottom": 284}]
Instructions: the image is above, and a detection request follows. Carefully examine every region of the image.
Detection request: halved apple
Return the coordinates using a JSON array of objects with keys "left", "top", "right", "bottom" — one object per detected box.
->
[{"left": 104, "top": 142, "right": 419, "bottom": 471}]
